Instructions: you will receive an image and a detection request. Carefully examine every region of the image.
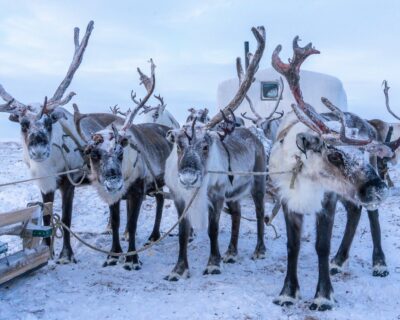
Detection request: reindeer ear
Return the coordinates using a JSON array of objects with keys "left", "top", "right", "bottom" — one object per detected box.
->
[
  {"left": 296, "top": 133, "right": 323, "bottom": 153},
  {"left": 50, "top": 109, "right": 67, "bottom": 123},
  {"left": 9, "top": 114, "right": 19, "bottom": 123},
  {"left": 166, "top": 130, "right": 177, "bottom": 143}
]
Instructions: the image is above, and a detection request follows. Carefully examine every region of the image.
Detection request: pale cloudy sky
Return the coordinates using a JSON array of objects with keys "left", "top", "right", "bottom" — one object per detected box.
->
[{"left": 0, "top": 0, "right": 399, "bottom": 139}]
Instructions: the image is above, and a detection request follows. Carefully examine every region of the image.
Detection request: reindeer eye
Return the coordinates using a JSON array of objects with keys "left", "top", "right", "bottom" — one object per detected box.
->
[
  {"left": 202, "top": 144, "right": 209, "bottom": 153},
  {"left": 90, "top": 149, "right": 101, "bottom": 161},
  {"left": 327, "top": 153, "right": 343, "bottom": 166}
]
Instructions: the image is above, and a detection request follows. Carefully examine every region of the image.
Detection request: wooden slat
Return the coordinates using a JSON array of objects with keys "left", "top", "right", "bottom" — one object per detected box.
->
[
  {"left": 0, "top": 202, "right": 53, "bottom": 229},
  {"left": 0, "top": 245, "right": 50, "bottom": 285},
  {"left": 0, "top": 206, "right": 38, "bottom": 228}
]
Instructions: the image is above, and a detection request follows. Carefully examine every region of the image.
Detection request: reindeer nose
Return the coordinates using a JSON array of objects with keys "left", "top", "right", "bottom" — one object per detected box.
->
[
  {"left": 179, "top": 170, "right": 199, "bottom": 187},
  {"left": 359, "top": 178, "right": 388, "bottom": 206}
]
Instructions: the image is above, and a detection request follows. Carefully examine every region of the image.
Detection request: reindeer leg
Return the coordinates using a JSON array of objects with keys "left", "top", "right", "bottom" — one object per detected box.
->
[
  {"left": 330, "top": 199, "right": 362, "bottom": 275},
  {"left": 103, "top": 201, "right": 123, "bottom": 267},
  {"left": 41, "top": 191, "right": 55, "bottom": 248},
  {"left": 165, "top": 200, "right": 190, "bottom": 281},
  {"left": 204, "top": 197, "right": 223, "bottom": 275},
  {"left": 223, "top": 200, "right": 241, "bottom": 263},
  {"left": 147, "top": 193, "right": 164, "bottom": 243},
  {"left": 273, "top": 203, "right": 302, "bottom": 307},
  {"left": 367, "top": 210, "right": 388, "bottom": 277},
  {"left": 124, "top": 179, "right": 144, "bottom": 271},
  {"left": 56, "top": 178, "right": 77, "bottom": 264},
  {"left": 310, "top": 192, "right": 337, "bottom": 311},
  {"left": 251, "top": 179, "right": 266, "bottom": 260}
]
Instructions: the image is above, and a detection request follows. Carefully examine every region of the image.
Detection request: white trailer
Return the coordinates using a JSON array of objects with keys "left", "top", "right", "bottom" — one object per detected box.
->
[{"left": 217, "top": 67, "right": 347, "bottom": 124}]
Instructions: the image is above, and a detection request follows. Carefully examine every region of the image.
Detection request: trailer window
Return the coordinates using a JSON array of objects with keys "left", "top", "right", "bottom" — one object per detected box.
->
[{"left": 261, "top": 81, "right": 279, "bottom": 100}]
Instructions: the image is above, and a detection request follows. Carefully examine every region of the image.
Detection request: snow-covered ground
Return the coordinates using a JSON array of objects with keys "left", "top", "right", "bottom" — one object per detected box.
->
[{"left": 0, "top": 141, "right": 399, "bottom": 320}]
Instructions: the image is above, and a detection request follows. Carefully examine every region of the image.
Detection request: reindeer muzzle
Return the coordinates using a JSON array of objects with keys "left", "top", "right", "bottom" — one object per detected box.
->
[{"left": 359, "top": 178, "right": 388, "bottom": 210}]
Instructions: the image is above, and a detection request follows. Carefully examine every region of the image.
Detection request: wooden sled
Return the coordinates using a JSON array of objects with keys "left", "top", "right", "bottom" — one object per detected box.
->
[{"left": 0, "top": 202, "right": 53, "bottom": 285}]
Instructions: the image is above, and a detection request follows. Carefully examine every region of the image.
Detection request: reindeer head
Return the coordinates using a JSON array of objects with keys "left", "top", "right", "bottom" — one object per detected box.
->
[
  {"left": 296, "top": 130, "right": 389, "bottom": 209},
  {"left": 0, "top": 21, "right": 94, "bottom": 162},
  {"left": 271, "top": 36, "right": 396, "bottom": 211},
  {"left": 19, "top": 98, "right": 68, "bottom": 161},
  {"left": 167, "top": 120, "right": 215, "bottom": 188},
  {"left": 85, "top": 125, "right": 130, "bottom": 194}
]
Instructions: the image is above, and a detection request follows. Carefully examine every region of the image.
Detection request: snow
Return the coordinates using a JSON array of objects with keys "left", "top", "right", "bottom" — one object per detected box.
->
[{"left": 0, "top": 141, "right": 400, "bottom": 320}]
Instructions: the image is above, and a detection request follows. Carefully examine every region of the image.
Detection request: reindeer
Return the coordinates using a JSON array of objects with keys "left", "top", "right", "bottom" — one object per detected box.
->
[
  {"left": 163, "top": 26, "right": 266, "bottom": 281},
  {"left": 330, "top": 80, "right": 400, "bottom": 277},
  {"left": 269, "top": 37, "right": 393, "bottom": 311},
  {"left": 0, "top": 21, "right": 94, "bottom": 263},
  {"left": 78, "top": 60, "right": 172, "bottom": 270}
]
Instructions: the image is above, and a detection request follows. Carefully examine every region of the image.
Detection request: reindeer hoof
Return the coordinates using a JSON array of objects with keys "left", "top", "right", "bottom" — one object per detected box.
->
[
  {"left": 56, "top": 249, "right": 77, "bottom": 264},
  {"left": 330, "top": 259, "right": 346, "bottom": 275},
  {"left": 372, "top": 264, "right": 389, "bottom": 277},
  {"left": 273, "top": 294, "right": 298, "bottom": 307},
  {"left": 102, "top": 257, "right": 119, "bottom": 267},
  {"left": 123, "top": 261, "right": 142, "bottom": 271},
  {"left": 203, "top": 265, "right": 222, "bottom": 275},
  {"left": 223, "top": 253, "right": 238, "bottom": 264},
  {"left": 164, "top": 270, "right": 189, "bottom": 281},
  {"left": 145, "top": 233, "right": 161, "bottom": 245},
  {"left": 121, "top": 232, "right": 129, "bottom": 242},
  {"left": 309, "top": 297, "right": 335, "bottom": 311},
  {"left": 251, "top": 251, "right": 266, "bottom": 260}
]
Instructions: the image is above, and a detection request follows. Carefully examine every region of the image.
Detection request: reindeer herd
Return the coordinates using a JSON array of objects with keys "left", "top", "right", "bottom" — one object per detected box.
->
[{"left": 1, "top": 21, "right": 399, "bottom": 312}]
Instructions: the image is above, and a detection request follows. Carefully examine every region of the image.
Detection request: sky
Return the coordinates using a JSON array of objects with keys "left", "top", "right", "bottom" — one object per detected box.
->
[{"left": 0, "top": 0, "right": 399, "bottom": 139}]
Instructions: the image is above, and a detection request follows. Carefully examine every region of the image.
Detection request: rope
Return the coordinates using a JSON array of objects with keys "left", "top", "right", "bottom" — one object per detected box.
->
[
  {"left": 50, "top": 187, "right": 200, "bottom": 257},
  {"left": 0, "top": 168, "right": 84, "bottom": 188},
  {"left": 224, "top": 202, "right": 281, "bottom": 239},
  {"left": 207, "top": 168, "right": 296, "bottom": 176}
]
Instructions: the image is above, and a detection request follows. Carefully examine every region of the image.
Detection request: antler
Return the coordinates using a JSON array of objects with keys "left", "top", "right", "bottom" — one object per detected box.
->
[
  {"left": 206, "top": 26, "right": 266, "bottom": 129},
  {"left": 241, "top": 77, "right": 284, "bottom": 126},
  {"left": 218, "top": 109, "right": 236, "bottom": 141},
  {"left": 139, "top": 94, "right": 166, "bottom": 115},
  {"left": 321, "top": 97, "right": 372, "bottom": 145},
  {"left": 382, "top": 80, "right": 400, "bottom": 121},
  {"left": 0, "top": 85, "right": 31, "bottom": 118},
  {"left": 122, "top": 59, "right": 156, "bottom": 131},
  {"left": 0, "top": 99, "right": 15, "bottom": 113},
  {"left": 109, "top": 104, "right": 130, "bottom": 117},
  {"left": 184, "top": 118, "right": 197, "bottom": 144},
  {"left": 236, "top": 54, "right": 263, "bottom": 125},
  {"left": 272, "top": 36, "right": 330, "bottom": 134},
  {"left": 46, "top": 21, "right": 94, "bottom": 110}
]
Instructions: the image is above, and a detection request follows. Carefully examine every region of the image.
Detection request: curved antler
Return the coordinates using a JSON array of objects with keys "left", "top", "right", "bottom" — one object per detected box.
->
[
  {"left": 122, "top": 59, "right": 156, "bottom": 131},
  {"left": 206, "top": 26, "right": 266, "bottom": 129},
  {"left": 382, "top": 80, "right": 400, "bottom": 121},
  {"left": 110, "top": 104, "right": 130, "bottom": 117},
  {"left": 272, "top": 36, "right": 330, "bottom": 134},
  {"left": 47, "top": 20, "right": 94, "bottom": 110},
  {"left": 321, "top": 97, "right": 372, "bottom": 146}
]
